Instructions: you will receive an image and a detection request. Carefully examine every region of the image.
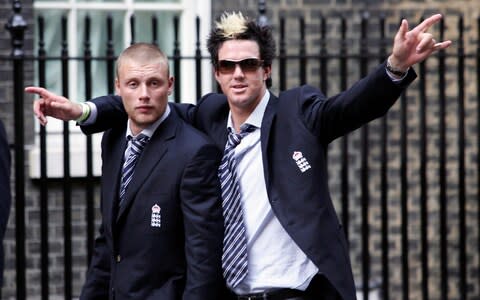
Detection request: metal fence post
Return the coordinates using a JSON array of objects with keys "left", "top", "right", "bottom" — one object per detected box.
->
[
  {"left": 4, "top": 0, "right": 27, "bottom": 299},
  {"left": 257, "top": 0, "right": 268, "bottom": 26}
]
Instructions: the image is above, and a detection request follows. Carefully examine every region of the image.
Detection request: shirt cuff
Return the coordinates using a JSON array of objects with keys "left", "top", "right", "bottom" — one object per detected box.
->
[
  {"left": 76, "top": 102, "right": 97, "bottom": 125},
  {"left": 386, "top": 67, "right": 409, "bottom": 83}
]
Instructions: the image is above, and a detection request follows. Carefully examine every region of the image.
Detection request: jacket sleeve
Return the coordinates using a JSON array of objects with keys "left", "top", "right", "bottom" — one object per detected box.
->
[
  {"left": 80, "top": 96, "right": 199, "bottom": 134},
  {"left": 296, "top": 61, "right": 417, "bottom": 144},
  {"left": 80, "top": 95, "right": 127, "bottom": 134},
  {"left": 180, "top": 143, "right": 224, "bottom": 300}
]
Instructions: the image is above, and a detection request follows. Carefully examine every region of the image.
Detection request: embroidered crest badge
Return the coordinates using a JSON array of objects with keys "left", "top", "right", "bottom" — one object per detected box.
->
[
  {"left": 151, "top": 204, "right": 161, "bottom": 228},
  {"left": 292, "top": 151, "right": 312, "bottom": 173}
]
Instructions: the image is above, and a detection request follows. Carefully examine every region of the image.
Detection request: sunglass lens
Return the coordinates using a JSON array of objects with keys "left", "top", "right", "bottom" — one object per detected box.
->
[
  {"left": 218, "top": 60, "right": 236, "bottom": 73},
  {"left": 240, "top": 59, "right": 262, "bottom": 71}
]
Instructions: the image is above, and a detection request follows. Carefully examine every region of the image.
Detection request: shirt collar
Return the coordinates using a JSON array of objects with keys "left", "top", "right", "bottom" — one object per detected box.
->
[
  {"left": 126, "top": 104, "right": 171, "bottom": 139},
  {"left": 227, "top": 90, "right": 270, "bottom": 131}
]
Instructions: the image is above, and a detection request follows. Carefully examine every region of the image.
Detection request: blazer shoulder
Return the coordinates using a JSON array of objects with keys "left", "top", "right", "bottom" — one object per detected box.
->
[
  {"left": 278, "top": 85, "right": 325, "bottom": 102},
  {"left": 170, "top": 109, "right": 220, "bottom": 155},
  {"left": 276, "top": 85, "right": 327, "bottom": 116},
  {"left": 197, "top": 93, "right": 229, "bottom": 116}
]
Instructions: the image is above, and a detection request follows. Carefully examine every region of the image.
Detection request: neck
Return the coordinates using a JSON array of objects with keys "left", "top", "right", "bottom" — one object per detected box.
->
[
  {"left": 229, "top": 89, "right": 267, "bottom": 133},
  {"left": 230, "top": 108, "right": 251, "bottom": 133}
]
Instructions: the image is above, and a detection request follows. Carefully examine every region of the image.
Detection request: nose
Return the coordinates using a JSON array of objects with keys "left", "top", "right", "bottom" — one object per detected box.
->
[
  {"left": 232, "top": 63, "right": 245, "bottom": 77},
  {"left": 139, "top": 84, "right": 149, "bottom": 101}
]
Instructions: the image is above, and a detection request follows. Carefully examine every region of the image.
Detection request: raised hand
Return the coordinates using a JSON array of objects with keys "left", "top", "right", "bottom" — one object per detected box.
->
[
  {"left": 389, "top": 14, "right": 452, "bottom": 72},
  {"left": 25, "top": 86, "right": 83, "bottom": 126}
]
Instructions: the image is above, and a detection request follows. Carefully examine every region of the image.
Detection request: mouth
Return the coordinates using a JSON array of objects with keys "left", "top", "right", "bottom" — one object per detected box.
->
[
  {"left": 231, "top": 84, "right": 247, "bottom": 92},
  {"left": 136, "top": 105, "right": 153, "bottom": 113}
]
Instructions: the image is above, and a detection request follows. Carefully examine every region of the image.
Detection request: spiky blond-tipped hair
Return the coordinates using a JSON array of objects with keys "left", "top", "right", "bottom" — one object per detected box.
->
[{"left": 214, "top": 11, "right": 249, "bottom": 38}]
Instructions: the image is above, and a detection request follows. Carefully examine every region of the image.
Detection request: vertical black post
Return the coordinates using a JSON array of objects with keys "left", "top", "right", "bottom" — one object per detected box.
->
[
  {"left": 257, "top": 0, "right": 268, "bottom": 26},
  {"left": 477, "top": 16, "right": 480, "bottom": 300},
  {"left": 152, "top": 15, "right": 158, "bottom": 45},
  {"left": 37, "top": 14, "right": 50, "bottom": 300},
  {"left": 84, "top": 14, "right": 95, "bottom": 265},
  {"left": 400, "top": 47, "right": 409, "bottom": 300},
  {"left": 173, "top": 16, "right": 181, "bottom": 103},
  {"left": 438, "top": 17, "right": 448, "bottom": 300},
  {"left": 319, "top": 15, "right": 327, "bottom": 94},
  {"left": 360, "top": 12, "right": 370, "bottom": 300},
  {"left": 4, "top": 1, "right": 27, "bottom": 299},
  {"left": 130, "top": 14, "right": 135, "bottom": 45},
  {"left": 457, "top": 15, "right": 466, "bottom": 300},
  {"left": 61, "top": 15, "right": 73, "bottom": 300},
  {"left": 378, "top": 14, "right": 389, "bottom": 300},
  {"left": 299, "top": 18, "right": 306, "bottom": 85},
  {"left": 339, "top": 15, "right": 349, "bottom": 241},
  {"left": 106, "top": 14, "right": 115, "bottom": 94},
  {"left": 195, "top": 16, "right": 202, "bottom": 100},
  {"left": 418, "top": 16, "right": 429, "bottom": 300},
  {"left": 279, "top": 17, "right": 286, "bottom": 90}
]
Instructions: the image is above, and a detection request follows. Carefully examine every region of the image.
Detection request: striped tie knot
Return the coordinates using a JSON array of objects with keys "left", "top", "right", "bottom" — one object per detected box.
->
[
  {"left": 119, "top": 134, "right": 150, "bottom": 207},
  {"left": 227, "top": 124, "right": 256, "bottom": 148},
  {"left": 129, "top": 134, "right": 149, "bottom": 155},
  {"left": 219, "top": 123, "right": 256, "bottom": 288}
]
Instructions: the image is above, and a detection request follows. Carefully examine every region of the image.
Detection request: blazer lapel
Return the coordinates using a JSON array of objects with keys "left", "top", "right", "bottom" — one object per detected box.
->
[
  {"left": 116, "top": 112, "right": 176, "bottom": 221},
  {"left": 212, "top": 119, "right": 228, "bottom": 151},
  {"left": 260, "top": 94, "right": 278, "bottom": 188},
  {"left": 102, "top": 131, "right": 128, "bottom": 233}
]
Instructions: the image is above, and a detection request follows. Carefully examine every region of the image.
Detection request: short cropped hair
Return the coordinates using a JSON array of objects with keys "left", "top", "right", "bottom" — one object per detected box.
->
[{"left": 116, "top": 42, "right": 170, "bottom": 79}]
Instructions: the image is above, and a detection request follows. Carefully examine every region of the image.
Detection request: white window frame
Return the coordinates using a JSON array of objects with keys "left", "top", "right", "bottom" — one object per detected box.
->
[{"left": 29, "top": 0, "right": 212, "bottom": 178}]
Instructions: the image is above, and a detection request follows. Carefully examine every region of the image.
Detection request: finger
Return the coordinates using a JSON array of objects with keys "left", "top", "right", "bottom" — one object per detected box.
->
[
  {"left": 33, "top": 100, "right": 48, "bottom": 126},
  {"left": 396, "top": 19, "right": 409, "bottom": 41},
  {"left": 416, "top": 33, "right": 434, "bottom": 52},
  {"left": 411, "top": 14, "right": 442, "bottom": 35},
  {"left": 25, "top": 86, "right": 46, "bottom": 97},
  {"left": 433, "top": 40, "right": 452, "bottom": 51}
]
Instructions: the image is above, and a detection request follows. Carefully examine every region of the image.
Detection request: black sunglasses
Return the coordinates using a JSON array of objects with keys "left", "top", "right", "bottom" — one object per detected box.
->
[{"left": 217, "top": 58, "right": 264, "bottom": 74}]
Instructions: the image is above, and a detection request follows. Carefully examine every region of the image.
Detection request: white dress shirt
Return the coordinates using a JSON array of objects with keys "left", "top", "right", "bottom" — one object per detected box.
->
[{"left": 227, "top": 91, "right": 318, "bottom": 294}]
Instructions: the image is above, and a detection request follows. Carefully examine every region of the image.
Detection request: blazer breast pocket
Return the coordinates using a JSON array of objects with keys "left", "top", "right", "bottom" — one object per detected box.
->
[{"left": 138, "top": 193, "right": 181, "bottom": 235}]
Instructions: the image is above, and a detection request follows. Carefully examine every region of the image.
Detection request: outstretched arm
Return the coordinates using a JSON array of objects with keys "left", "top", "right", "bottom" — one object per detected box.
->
[
  {"left": 25, "top": 86, "right": 83, "bottom": 126},
  {"left": 388, "top": 14, "right": 452, "bottom": 73},
  {"left": 26, "top": 86, "right": 128, "bottom": 134}
]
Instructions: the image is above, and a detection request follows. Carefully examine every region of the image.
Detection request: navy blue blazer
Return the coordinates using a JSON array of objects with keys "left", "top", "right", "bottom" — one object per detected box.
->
[
  {"left": 80, "top": 107, "right": 224, "bottom": 300},
  {"left": 0, "top": 121, "right": 10, "bottom": 288},
  {"left": 83, "top": 62, "right": 417, "bottom": 299}
]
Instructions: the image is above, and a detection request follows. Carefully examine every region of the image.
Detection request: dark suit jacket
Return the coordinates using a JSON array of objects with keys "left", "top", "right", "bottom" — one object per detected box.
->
[
  {"left": 83, "top": 62, "right": 417, "bottom": 299},
  {"left": 80, "top": 106, "right": 224, "bottom": 300},
  {"left": 0, "top": 121, "right": 10, "bottom": 288}
]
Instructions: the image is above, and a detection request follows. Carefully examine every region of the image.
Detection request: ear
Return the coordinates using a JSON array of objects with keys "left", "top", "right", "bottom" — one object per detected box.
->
[
  {"left": 263, "top": 65, "right": 272, "bottom": 81},
  {"left": 168, "top": 76, "right": 174, "bottom": 95},
  {"left": 114, "top": 78, "right": 120, "bottom": 95},
  {"left": 213, "top": 67, "right": 220, "bottom": 82}
]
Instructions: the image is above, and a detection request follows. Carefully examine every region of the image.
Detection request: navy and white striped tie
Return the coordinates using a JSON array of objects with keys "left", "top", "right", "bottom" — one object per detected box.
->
[
  {"left": 119, "top": 134, "right": 149, "bottom": 207},
  {"left": 219, "top": 124, "right": 255, "bottom": 288}
]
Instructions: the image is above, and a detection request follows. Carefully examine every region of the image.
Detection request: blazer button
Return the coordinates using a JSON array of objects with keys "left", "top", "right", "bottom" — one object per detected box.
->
[{"left": 116, "top": 255, "right": 121, "bottom": 263}]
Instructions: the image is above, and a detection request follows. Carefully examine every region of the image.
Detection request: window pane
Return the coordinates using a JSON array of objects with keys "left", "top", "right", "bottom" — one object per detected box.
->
[
  {"left": 77, "top": 10, "right": 125, "bottom": 97},
  {"left": 133, "top": 11, "right": 175, "bottom": 55},
  {"left": 33, "top": 10, "right": 66, "bottom": 95}
]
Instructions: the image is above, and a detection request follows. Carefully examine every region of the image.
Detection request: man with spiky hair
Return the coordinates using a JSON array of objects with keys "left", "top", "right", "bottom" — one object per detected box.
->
[{"left": 29, "top": 11, "right": 450, "bottom": 300}]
